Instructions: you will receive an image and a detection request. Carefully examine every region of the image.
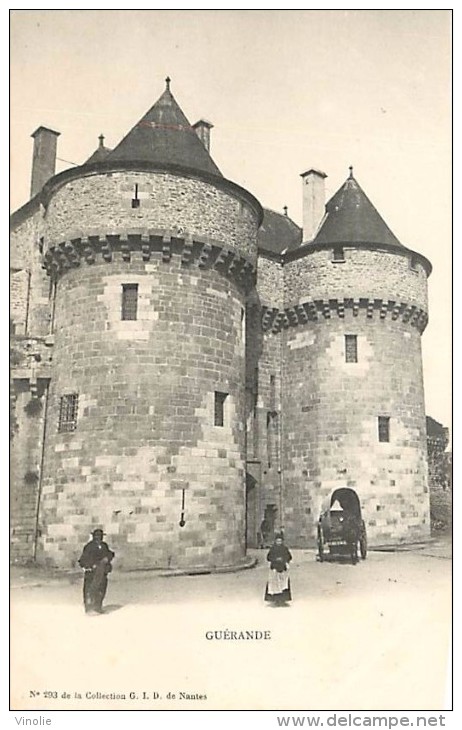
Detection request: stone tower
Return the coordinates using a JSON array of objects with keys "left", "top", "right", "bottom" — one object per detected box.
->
[
  {"left": 10, "top": 83, "right": 433, "bottom": 566},
  {"left": 276, "top": 168, "right": 432, "bottom": 546},
  {"left": 37, "top": 80, "right": 262, "bottom": 570}
]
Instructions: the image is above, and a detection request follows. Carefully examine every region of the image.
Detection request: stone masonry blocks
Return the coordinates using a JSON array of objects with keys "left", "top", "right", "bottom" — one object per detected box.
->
[
  {"left": 281, "top": 312, "right": 429, "bottom": 547},
  {"left": 44, "top": 171, "right": 259, "bottom": 261},
  {"left": 38, "top": 251, "right": 253, "bottom": 570}
]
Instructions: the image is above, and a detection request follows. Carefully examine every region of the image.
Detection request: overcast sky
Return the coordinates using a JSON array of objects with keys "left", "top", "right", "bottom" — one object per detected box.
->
[{"left": 9, "top": 9, "right": 452, "bottom": 432}]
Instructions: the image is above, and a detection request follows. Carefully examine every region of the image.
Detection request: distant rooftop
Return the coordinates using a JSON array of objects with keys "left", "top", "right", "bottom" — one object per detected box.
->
[
  {"left": 86, "top": 134, "right": 112, "bottom": 165},
  {"left": 258, "top": 208, "right": 302, "bottom": 254}
]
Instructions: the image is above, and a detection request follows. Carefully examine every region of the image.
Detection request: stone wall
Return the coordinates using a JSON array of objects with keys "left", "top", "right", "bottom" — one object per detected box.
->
[
  {"left": 10, "top": 207, "right": 51, "bottom": 336},
  {"left": 35, "top": 164, "right": 260, "bottom": 570},
  {"left": 10, "top": 202, "right": 53, "bottom": 562},
  {"left": 10, "top": 382, "right": 48, "bottom": 562},
  {"left": 281, "top": 310, "right": 429, "bottom": 546},
  {"left": 44, "top": 170, "right": 259, "bottom": 261},
  {"left": 256, "top": 330, "right": 283, "bottom": 528},
  {"left": 11, "top": 162, "right": 433, "bottom": 562},
  {"left": 243, "top": 254, "right": 285, "bottom": 542},
  {"left": 38, "top": 256, "right": 250, "bottom": 570},
  {"left": 284, "top": 247, "right": 428, "bottom": 311},
  {"left": 257, "top": 252, "right": 284, "bottom": 308}
]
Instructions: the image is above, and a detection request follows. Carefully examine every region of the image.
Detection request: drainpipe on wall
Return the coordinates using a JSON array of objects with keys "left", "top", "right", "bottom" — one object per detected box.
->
[
  {"left": 33, "top": 380, "right": 50, "bottom": 561},
  {"left": 24, "top": 270, "right": 31, "bottom": 335},
  {"left": 278, "top": 336, "right": 284, "bottom": 533},
  {"left": 49, "top": 280, "right": 57, "bottom": 334}
]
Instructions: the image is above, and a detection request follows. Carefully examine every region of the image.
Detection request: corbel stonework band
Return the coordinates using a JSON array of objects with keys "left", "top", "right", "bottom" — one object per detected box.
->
[
  {"left": 261, "top": 297, "right": 428, "bottom": 334},
  {"left": 42, "top": 230, "right": 257, "bottom": 292}
]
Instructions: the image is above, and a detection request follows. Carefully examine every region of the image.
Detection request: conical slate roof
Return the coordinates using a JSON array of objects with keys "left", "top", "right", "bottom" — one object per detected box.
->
[
  {"left": 108, "top": 79, "right": 222, "bottom": 177},
  {"left": 313, "top": 169, "right": 403, "bottom": 248}
]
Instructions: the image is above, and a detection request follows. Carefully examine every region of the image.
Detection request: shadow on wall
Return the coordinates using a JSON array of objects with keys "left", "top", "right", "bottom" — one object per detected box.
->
[{"left": 245, "top": 288, "right": 264, "bottom": 421}]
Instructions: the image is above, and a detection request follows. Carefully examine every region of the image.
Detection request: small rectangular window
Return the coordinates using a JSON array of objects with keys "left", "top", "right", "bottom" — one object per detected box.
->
[
  {"left": 332, "top": 246, "right": 345, "bottom": 263},
  {"left": 58, "top": 394, "right": 79, "bottom": 433},
  {"left": 131, "top": 183, "right": 140, "bottom": 208},
  {"left": 378, "top": 416, "right": 390, "bottom": 443},
  {"left": 410, "top": 255, "right": 418, "bottom": 272},
  {"left": 121, "top": 284, "right": 138, "bottom": 320},
  {"left": 214, "top": 391, "right": 228, "bottom": 427},
  {"left": 345, "top": 334, "right": 358, "bottom": 363}
]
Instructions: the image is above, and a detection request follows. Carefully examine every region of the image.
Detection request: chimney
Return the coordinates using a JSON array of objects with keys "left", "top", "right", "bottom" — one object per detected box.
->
[
  {"left": 192, "top": 119, "right": 213, "bottom": 152},
  {"left": 30, "top": 126, "right": 60, "bottom": 198},
  {"left": 300, "top": 168, "right": 327, "bottom": 242}
]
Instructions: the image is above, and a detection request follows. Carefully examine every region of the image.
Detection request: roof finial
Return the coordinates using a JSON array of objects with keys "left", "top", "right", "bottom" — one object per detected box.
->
[
  {"left": 349, "top": 165, "right": 354, "bottom": 178},
  {"left": 98, "top": 134, "right": 105, "bottom": 148},
  {"left": 165, "top": 76, "right": 171, "bottom": 92},
  {"left": 283, "top": 205, "right": 288, "bottom": 217}
]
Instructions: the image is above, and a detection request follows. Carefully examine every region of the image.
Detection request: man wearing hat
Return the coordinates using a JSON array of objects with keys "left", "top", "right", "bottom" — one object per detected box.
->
[{"left": 78, "top": 528, "right": 115, "bottom": 614}]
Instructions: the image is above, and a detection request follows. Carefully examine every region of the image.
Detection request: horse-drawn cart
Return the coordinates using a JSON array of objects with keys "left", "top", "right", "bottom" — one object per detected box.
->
[{"left": 317, "top": 487, "right": 367, "bottom": 564}]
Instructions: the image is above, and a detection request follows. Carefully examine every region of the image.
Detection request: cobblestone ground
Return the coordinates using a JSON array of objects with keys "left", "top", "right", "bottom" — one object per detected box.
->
[{"left": 10, "top": 539, "right": 452, "bottom": 712}]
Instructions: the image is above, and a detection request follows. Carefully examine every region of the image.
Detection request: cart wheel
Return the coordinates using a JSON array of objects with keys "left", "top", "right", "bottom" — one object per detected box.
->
[
  {"left": 317, "top": 527, "right": 325, "bottom": 562},
  {"left": 360, "top": 533, "right": 367, "bottom": 560}
]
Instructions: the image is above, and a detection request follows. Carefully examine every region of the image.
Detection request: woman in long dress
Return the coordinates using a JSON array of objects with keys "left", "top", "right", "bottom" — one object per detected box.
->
[{"left": 264, "top": 534, "right": 292, "bottom": 605}]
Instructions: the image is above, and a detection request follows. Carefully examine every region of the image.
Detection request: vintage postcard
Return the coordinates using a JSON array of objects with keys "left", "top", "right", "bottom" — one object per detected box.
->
[{"left": 9, "top": 9, "right": 452, "bottom": 719}]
